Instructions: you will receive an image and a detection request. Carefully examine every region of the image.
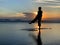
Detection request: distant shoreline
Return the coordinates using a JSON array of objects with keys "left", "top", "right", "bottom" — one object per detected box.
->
[
  {"left": 0, "top": 21, "right": 60, "bottom": 23},
  {"left": 0, "top": 19, "right": 60, "bottom": 23}
]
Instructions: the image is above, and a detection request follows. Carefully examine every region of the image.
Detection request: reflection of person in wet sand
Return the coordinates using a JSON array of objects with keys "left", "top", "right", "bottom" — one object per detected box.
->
[
  {"left": 37, "top": 30, "right": 42, "bottom": 45},
  {"left": 29, "top": 30, "right": 42, "bottom": 45},
  {"left": 29, "top": 7, "right": 43, "bottom": 30}
]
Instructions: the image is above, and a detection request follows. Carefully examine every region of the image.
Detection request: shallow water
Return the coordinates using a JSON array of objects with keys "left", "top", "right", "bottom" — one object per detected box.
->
[{"left": 0, "top": 22, "right": 60, "bottom": 45}]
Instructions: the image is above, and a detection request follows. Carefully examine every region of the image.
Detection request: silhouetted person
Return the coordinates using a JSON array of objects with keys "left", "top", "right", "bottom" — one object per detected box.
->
[
  {"left": 29, "top": 29, "right": 42, "bottom": 45},
  {"left": 29, "top": 7, "right": 43, "bottom": 30}
]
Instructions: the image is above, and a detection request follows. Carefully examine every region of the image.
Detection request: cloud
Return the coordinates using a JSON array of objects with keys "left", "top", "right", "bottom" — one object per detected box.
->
[
  {"left": 33, "top": 0, "right": 60, "bottom": 7},
  {"left": 33, "top": 0, "right": 56, "bottom": 3},
  {"left": 0, "top": 7, "right": 26, "bottom": 17},
  {"left": 23, "top": 12, "right": 36, "bottom": 20},
  {"left": 0, "top": 7, "right": 17, "bottom": 16},
  {"left": 1, "top": 13, "right": 26, "bottom": 18},
  {"left": 46, "top": 6, "right": 60, "bottom": 8},
  {"left": 0, "top": 7, "right": 35, "bottom": 18},
  {"left": 16, "top": 13, "right": 26, "bottom": 17}
]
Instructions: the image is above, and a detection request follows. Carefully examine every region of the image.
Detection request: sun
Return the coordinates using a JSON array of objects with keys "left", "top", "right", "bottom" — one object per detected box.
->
[{"left": 33, "top": 12, "right": 38, "bottom": 15}]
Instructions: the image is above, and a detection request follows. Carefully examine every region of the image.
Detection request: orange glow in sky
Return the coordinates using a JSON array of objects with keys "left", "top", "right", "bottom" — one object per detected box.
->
[
  {"left": 33, "top": 11, "right": 60, "bottom": 20},
  {"left": 42, "top": 11, "right": 48, "bottom": 20}
]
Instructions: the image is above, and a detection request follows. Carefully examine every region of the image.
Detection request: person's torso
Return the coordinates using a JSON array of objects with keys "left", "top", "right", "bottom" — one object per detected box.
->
[{"left": 37, "top": 11, "right": 42, "bottom": 19}]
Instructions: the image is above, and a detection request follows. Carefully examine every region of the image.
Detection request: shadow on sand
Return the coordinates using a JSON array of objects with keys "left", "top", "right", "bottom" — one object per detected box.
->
[{"left": 21, "top": 28, "right": 51, "bottom": 31}]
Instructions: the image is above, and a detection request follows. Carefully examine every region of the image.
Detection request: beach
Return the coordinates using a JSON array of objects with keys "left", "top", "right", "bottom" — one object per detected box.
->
[{"left": 0, "top": 22, "right": 60, "bottom": 45}]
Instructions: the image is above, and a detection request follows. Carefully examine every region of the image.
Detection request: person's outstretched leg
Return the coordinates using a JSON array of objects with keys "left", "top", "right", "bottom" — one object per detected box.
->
[{"left": 29, "top": 16, "right": 38, "bottom": 24}]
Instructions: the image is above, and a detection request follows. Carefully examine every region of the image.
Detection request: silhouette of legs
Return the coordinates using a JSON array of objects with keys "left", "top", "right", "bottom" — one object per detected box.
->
[{"left": 38, "top": 20, "right": 41, "bottom": 30}]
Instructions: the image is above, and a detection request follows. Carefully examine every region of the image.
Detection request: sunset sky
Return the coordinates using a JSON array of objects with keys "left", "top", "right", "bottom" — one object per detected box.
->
[{"left": 0, "top": 0, "right": 60, "bottom": 20}]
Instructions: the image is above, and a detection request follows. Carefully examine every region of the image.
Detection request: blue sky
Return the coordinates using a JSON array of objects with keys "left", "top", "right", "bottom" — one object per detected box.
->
[
  {"left": 0, "top": 0, "right": 33, "bottom": 12},
  {"left": 0, "top": 0, "right": 34, "bottom": 17},
  {"left": 0, "top": 0, "right": 60, "bottom": 19}
]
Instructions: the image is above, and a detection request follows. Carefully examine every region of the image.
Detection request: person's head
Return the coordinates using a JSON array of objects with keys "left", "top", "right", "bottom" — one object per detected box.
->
[{"left": 38, "top": 7, "right": 41, "bottom": 11}]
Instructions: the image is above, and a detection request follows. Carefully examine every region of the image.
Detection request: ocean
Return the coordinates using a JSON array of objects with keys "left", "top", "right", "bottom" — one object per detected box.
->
[{"left": 0, "top": 22, "right": 60, "bottom": 45}]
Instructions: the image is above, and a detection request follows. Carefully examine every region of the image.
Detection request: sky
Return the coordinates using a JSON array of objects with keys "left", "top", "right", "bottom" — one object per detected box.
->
[{"left": 0, "top": 0, "right": 60, "bottom": 20}]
